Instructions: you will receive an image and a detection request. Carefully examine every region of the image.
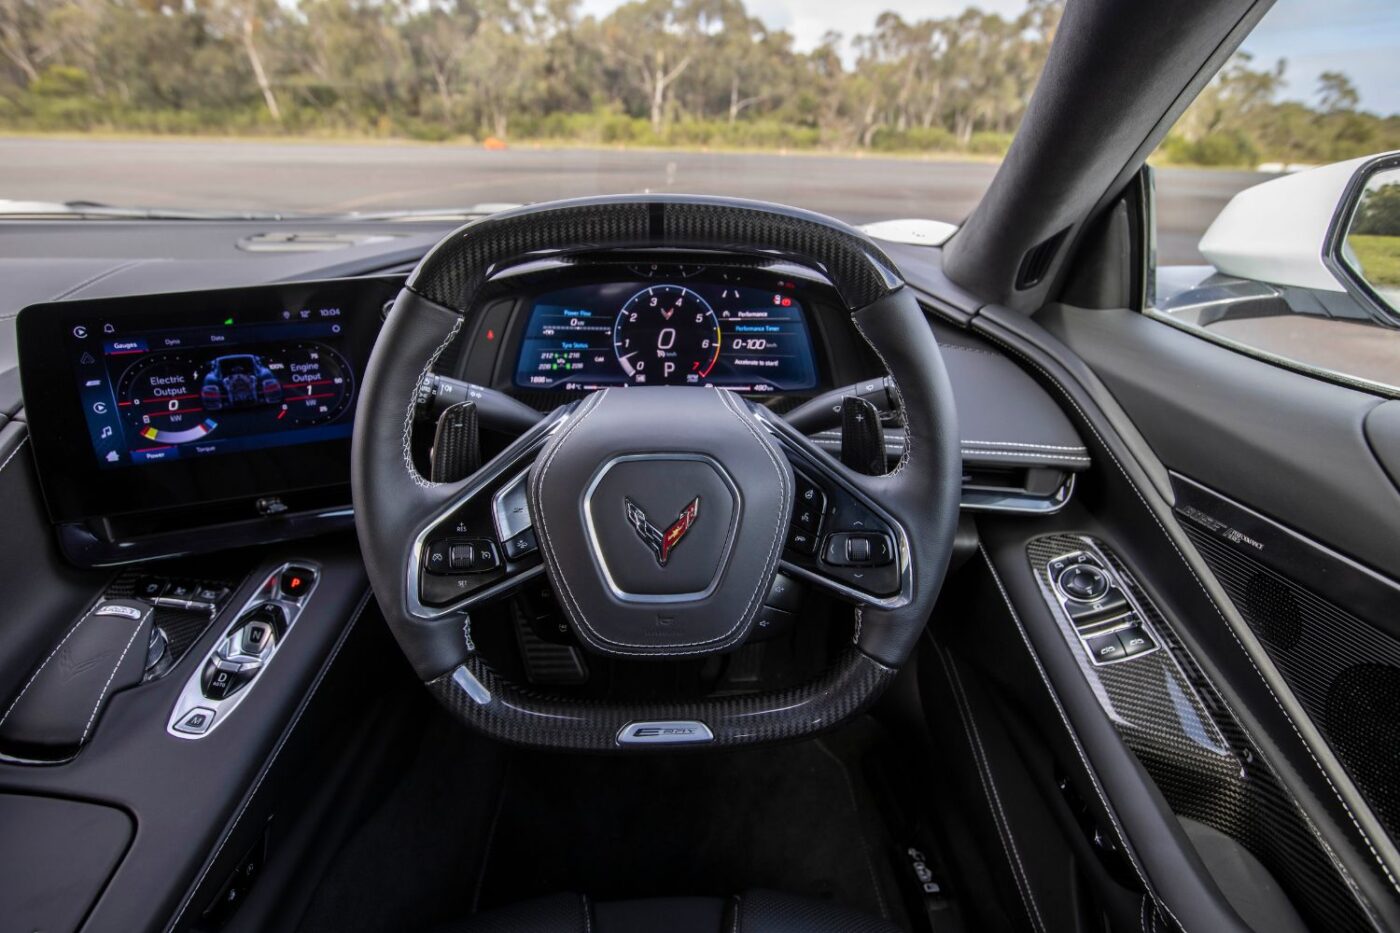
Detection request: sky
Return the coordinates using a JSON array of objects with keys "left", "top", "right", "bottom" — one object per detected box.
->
[{"left": 577, "top": 0, "right": 1400, "bottom": 115}]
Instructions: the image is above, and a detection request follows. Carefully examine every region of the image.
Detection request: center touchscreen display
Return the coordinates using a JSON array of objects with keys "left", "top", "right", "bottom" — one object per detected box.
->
[
  {"left": 71, "top": 306, "right": 356, "bottom": 469},
  {"left": 17, "top": 276, "right": 396, "bottom": 525}
]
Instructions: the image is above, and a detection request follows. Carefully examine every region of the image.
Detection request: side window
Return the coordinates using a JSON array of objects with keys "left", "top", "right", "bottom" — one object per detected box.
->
[{"left": 1147, "top": 12, "right": 1400, "bottom": 394}]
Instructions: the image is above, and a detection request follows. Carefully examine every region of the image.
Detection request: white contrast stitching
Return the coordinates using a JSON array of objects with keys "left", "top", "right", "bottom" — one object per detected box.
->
[
  {"left": 961, "top": 439, "right": 1090, "bottom": 452},
  {"left": 939, "top": 646, "right": 1047, "bottom": 933},
  {"left": 401, "top": 313, "right": 465, "bottom": 488},
  {"left": 811, "top": 430, "right": 1087, "bottom": 454},
  {"left": 79, "top": 616, "right": 145, "bottom": 744},
  {"left": 0, "top": 605, "right": 93, "bottom": 728},
  {"left": 0, "top": 435, "right": 31, "bottom": 475},
  {"left": 981, "top": 325, "right": 1400, "bottom": 898},
  {"left": 979, "top": 544, "right": 1183, "bottom": 931}
]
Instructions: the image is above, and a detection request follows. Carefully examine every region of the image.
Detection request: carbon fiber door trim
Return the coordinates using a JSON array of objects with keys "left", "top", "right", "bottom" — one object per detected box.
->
[{"left": 1028, "top": 533, "right": 1378, "bottom": 933}]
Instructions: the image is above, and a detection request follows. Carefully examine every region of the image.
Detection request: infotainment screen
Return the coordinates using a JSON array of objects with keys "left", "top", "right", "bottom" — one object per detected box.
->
[
  {"left": 512, "top": 277, "right": 820, "bottom": 392},
  {"left": 17, "top": 276, "right": 396, "bottom": 525},
  {"left": 73, "top": 305, "right": 356, "bottom": 469}
]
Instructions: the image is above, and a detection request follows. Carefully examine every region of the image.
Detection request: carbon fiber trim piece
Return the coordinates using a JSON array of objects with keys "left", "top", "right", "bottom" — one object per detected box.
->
[
  {"left": 425, "top": 647, "right": 895, "bottom": 751},
  {"left": 407, "top": 195, "right": 903, "bottom": 313},
  {"left": 1027, "top": 533, "right": 1378, "bottom": 933}
]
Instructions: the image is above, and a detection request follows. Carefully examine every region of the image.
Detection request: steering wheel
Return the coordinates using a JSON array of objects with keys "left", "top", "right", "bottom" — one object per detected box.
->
[{"left": 352, "top": 195, "right": 960, "bottom": 750}]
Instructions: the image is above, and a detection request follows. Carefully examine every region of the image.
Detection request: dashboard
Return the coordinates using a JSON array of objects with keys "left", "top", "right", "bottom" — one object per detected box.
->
[{"left": 8, "top": 245, "right": 1086, "bottom": 570}]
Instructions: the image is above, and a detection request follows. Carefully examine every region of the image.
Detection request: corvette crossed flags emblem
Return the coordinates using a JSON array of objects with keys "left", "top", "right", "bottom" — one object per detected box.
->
[{"left": 624, "top": 496, "right": 701, "bottom": 567}]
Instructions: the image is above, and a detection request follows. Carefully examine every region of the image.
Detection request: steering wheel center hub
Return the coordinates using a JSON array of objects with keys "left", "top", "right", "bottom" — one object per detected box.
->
[
  {"left": 584, "top": 454, "right": 738, "bottom": 600},
  {"left": 528, "top": 387, "right": 793, "bottom": 658}
]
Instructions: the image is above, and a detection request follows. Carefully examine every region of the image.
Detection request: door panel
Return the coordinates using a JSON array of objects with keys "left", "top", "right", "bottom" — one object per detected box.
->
[{"left": 1036, "top": 300, "right": 1400, "bottom": 923}]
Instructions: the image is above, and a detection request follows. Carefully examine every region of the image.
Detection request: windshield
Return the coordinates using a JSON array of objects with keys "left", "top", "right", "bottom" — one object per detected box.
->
[{"left": 1, "top": 0, "right": 1396, "bottom": 263}]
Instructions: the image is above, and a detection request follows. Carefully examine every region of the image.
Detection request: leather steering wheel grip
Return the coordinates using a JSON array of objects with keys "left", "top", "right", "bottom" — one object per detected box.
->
[{"left": 353, "top": 194, "right": 961, "bottom": 747}]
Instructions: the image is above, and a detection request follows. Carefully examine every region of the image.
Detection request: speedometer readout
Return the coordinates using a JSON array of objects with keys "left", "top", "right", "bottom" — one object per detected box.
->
[{"left": 612, "top": 285, "right": 721, "bottom": 385}]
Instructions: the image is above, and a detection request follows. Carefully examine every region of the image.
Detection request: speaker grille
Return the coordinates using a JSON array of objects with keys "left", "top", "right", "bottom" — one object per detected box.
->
[
  {"left": 1328, "top": 664, "right": 1400, "bottom": 834},
  {"left": 1184, "top": 523, "right": 1400, "bottom": 845},
  {"left": 1241, "top": 571, "right": 1303, "bottom": 650}
]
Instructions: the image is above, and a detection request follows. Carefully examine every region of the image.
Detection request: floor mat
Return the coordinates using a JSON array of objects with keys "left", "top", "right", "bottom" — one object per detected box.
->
[{"left": 477, "top": 724, "right": 907, "bottom": 928}]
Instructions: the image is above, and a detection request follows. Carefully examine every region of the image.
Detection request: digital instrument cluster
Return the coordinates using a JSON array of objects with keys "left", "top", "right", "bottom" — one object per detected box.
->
[{"left": 512, "top": 271, "right": 820, "bottom": 392}]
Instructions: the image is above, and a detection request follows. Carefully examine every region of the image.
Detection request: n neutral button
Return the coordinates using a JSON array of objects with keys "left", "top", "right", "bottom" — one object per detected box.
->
[{"left": 174, "top": 707, "right": 216, "bottom": 735}]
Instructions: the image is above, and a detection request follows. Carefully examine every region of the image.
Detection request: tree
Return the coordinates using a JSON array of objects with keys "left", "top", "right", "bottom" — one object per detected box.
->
[
  {"left": 1317, "top": 70, "right": 1359, "bottom": 114},
  {"left": 601, "top": 0, "right": 713, "bottom": 134}
]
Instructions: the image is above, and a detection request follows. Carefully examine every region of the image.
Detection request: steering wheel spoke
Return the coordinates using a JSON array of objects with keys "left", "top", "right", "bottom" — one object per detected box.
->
[
  {"left": 407, "top": 407, "right": 569, "bottom": 619},
  {"left": 761, "top": 415, "right": 913, "bottom": 610}
]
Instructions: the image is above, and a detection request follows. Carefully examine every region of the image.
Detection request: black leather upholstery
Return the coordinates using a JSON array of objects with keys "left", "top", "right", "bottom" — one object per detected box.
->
[{"left": 432, "top": 890, "right": 901, "bottom": 933}]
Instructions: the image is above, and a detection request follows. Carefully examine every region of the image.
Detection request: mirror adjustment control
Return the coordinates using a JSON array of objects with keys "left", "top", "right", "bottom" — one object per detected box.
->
[{"left": 1056, "top": 564, "right": 1109, "bottom": 602}]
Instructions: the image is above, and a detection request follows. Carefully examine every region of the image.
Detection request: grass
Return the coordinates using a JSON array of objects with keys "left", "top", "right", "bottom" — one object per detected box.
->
[{"left": 1348, "top": 234, "right": 1400, "bottom": 287}]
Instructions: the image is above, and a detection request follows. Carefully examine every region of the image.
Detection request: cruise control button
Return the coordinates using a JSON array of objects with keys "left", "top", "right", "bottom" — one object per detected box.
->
[
  {"left": 449, "top": 543, "right": 476, "bottom": 570},
  {"left": 424, "top": 539, "right": 453, "bottom": 574},
  {"left": 786, "top": 526, "right": 819, "bottom": 556},
  {"left": 1085, "top": 631, "right": 1127, "bottom": 664},
  {"left": 473, "top": 542, "right": 499, "bottom": 571}
]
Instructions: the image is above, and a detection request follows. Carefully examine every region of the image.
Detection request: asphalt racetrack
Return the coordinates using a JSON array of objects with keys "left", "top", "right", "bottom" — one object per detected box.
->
[{"left": 0, "top": 138, "right": 1267, "bottom": 264}]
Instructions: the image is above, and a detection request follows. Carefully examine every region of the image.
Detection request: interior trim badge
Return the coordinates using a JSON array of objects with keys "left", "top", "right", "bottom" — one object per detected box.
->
[
  {"left": 625, "top": 496, "right": 701, "bottom": 567},
  {"left": 617, "top": 720, "right": 715, "bottom": 745}
]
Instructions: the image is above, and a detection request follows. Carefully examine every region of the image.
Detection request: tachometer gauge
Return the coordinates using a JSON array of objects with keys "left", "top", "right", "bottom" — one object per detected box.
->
[{"left": 613, "top": 285, "right": 721, "bottom": 385}]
